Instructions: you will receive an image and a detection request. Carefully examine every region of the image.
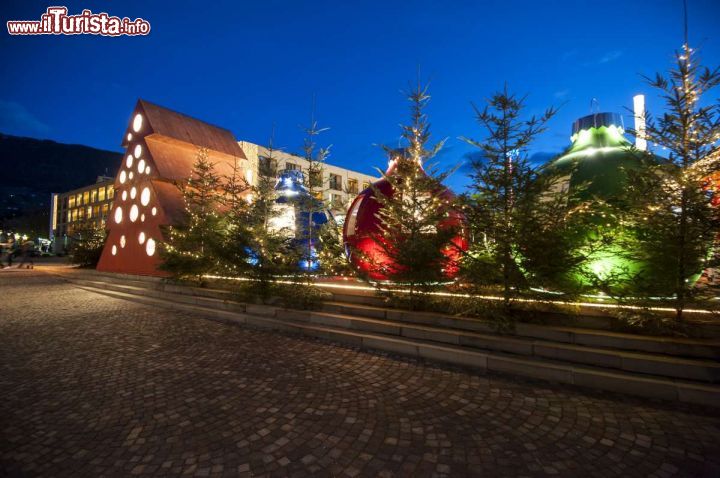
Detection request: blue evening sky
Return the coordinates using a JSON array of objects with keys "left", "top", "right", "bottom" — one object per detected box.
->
[{"left": 2, "top": 0, "right": 719, "bottom": 190}]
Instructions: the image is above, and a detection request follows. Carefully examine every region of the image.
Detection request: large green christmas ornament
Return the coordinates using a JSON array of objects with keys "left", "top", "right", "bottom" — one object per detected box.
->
[{"left": 542, "top": 112, "right": 658, "bottom": 291}]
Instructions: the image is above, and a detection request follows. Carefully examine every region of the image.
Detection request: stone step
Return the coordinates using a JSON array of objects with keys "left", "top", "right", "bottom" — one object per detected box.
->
[
  {"left": 69, "top": 281, "right": 720, "bottom": 408},
  {"left": 321, "top": 301, "right": 720, "bottom": 360},
  {"left": 65, "top": 275, "right": 720, "bottom": 384},
  {"left": 286, "top": 310, "right": 720, "bottom": 383},
  {"left": 60, "top": 271, "right": 720, "bottom": 361}
]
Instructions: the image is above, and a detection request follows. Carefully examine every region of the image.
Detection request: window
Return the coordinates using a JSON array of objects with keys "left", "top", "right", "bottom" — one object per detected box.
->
[
  {"left": 259, "top": 156, "right": 278, "bottom": 177},
  {"left": 107, "top": 185, "right": 114, "bottom": 199},
  {"left": 91, "top": 189, "right": 98, "bottom": 203},
  {"left": 87, "top": 206, "right": 93, "bottom": 219},
  {"left": 83, "top": 191, "right": 90, "bottom": 205},
  {"left": 76, "top": 193, "right": 82, "bottom": 206},
  {"left": 98, "top": 187, "right": 106, "bottom": 202},
  {"left": 102, "top": 203, "right": 109, "bottom": 217},
  {"left": 285, "top": 162, "right": 299, "bottom": 171},
  {"left": 329, "top": 174, "right": 342, "bottom": 191},
  {"left": 67, "top": 211, "right": 72, "bottom": 222},
  {"left": 362, "top": 181, "right": 371, "bottom": 191},
  {"left": 93, "top": 205, "right": 100, "bottom": 217},
  {"left": 347, "top": 178, "right": 358, "bottom": 195},
  {"left": 68, "top": 195, "right": 76, "bottom": 208}
]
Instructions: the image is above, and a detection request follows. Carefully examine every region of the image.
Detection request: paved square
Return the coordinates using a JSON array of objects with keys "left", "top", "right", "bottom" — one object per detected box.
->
[{"left": 1, "top": 270, "right": 719, "bottom": 477}]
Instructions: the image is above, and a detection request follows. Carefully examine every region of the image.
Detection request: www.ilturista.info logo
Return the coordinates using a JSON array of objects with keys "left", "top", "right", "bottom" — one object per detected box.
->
[{"left": 7, "top": 7, "right": 151, "bottom": 36}]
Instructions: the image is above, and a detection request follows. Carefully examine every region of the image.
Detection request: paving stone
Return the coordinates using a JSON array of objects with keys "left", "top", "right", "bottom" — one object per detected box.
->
[{"left": 1, "top": 269, "right": 719, "bottom": 477}]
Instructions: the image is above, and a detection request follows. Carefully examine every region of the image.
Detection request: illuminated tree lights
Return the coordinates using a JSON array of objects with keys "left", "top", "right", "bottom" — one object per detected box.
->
[{"left": 343, "top": 81, "right": 468, "bottom": 288}]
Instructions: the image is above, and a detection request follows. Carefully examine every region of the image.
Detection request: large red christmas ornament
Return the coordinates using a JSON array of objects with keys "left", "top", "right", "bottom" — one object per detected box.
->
[{"left": 343, "top": 158, "right": 468, "bottom": 281}]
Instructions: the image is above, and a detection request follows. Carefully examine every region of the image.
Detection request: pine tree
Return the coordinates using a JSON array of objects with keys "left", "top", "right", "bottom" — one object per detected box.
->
[
  {"left": 215, "top": 157, "right": 253, "bottom": 277},
  {"left": 361, "top": 81, "right": 459, "bottom": 306},
  {"left": 297, "top": 110, "right": 331, "bottom": 276},
  {"left": 68, "top": 220, "right": 106, "bottom": 267},
  {"left": 159, "top": 147, "right": 224, "bottom": 281},
  {"left": 243, "top": 136, "right": 297, "bottom": 301},
  {"left": 625, "top": 43, "right": 720, "bottom": 319},
  {"left": 461, "top": 86, "right": 557, "bottom": 309}
]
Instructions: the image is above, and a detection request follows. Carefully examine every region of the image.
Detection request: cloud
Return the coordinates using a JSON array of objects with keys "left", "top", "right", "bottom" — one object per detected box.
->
[
  {"left": 598, "top": 50, "right": 623, "bottom": 64},
  {"left": 0, "top": 100, "right": 50, "bottom": 136}
]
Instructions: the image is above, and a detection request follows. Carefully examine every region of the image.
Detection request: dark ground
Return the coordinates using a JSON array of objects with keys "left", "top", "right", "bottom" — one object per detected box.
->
[{"left": 1, "top": 269, "right": 719, "bottom": 477}]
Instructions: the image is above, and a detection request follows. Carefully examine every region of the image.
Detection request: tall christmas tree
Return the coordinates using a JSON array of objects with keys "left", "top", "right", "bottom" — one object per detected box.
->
[
  {"left": 625, "top": 40, "right": 720, "bottom": 319},
  {"left": 362, "top": 81, "right": 460, "bottom": 305},
  {"left": 215, "top": 156, "right": 253, "bottom": 278},
  {"left": 159, "top": 147, "right": 224, "bottom": 281},
  {"left": 297, "top": 107, "right": 331, "bottom": 275},
  {"left": 461, "top": 86, "right": 557, "bottom": 309},
  {"left": 244, "top": 136, "right": 298, "bottom": 300}
]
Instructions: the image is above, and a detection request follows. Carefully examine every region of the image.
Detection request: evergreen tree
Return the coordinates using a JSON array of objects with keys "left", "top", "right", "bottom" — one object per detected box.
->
[
  {"left": 68, "top": 220, "right": 106, "bottom": 267},
  {"left": 243, "top": 137, "right": 297, "bottom": 300},
  {"left": 317, "top": 220, "right": 352, "bottom": 276},
  {"left": 625, "top": 43, "right": 720, "bottom": 319},
  {"left": 159, "top": 147, "right": 224, "bottom": 281},
  {"left": 361, "top": 81, "right": 459, "bottom": 306},
  {"left": 215, "top": 156, "right": 253, "bottom": 277},
  {"left": 297, "top": 110, "right": 331, "bottom": 276},
  {"left": 461, "top": 86, "right": 557, "bottom": 309}
]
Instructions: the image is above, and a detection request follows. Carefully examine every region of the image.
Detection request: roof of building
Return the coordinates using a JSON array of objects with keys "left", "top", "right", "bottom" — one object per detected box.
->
[{"left": 124, "top": 99, "right": 246, "bottom": 160}]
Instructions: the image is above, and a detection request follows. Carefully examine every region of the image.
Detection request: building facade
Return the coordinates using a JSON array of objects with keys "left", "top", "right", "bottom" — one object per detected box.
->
[
  {"left": 50, "top": 176, "right": 115, "bottom": 253},
  {"left": 238, "top": 141, "right": 379, "bottom": 221}
]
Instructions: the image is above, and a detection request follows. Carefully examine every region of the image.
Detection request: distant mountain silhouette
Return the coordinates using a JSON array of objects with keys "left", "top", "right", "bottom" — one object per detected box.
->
[
  {"left": 0, "top": 133, "right": 121, "bottom": 194},
  {"left": 0, "top": 133, "right": 122, "bottom": 236}
]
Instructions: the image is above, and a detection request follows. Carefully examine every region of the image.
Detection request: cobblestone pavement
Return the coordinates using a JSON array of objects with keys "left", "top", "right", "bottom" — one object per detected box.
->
[{"left": 1, "top": 270, "right": 720, "bottom": 478}]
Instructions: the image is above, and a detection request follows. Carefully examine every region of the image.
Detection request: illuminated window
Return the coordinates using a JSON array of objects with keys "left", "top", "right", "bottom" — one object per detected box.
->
[
  {"left": 102, "top": 204, "right": 109, "bottom": 216},
  {"left": 130, "top": 204, "right": 139, "bottom": 222},
  {"left": 69, "top": 195, "right": 76, "bottom": 208},
  {"left": 145, "top": 238, "right": 156, "bottom": 256},
  {"left": 87, "top": 206, "right": 92, "bottom": 218},
  {"left": 119, "top": 171, "right": 127, "bottom": 184},
  {"left": 130, "top": 187, "right": 137, "bottom": 200},
  {"left": 132, "top": 113, "right": 143, "bottom": 133},
  {"left": 114, "top": 206, "right": 123, "bottom": 224},
  {"left": 98, "top": 187, "right": 106, "bottom": 202},
  {"left": 126, "top": 154, "right": 134, "bottom": 169},
  {"left": 111, "top": 245, "right": 117, "bottom": 256},
  {"left": 91, "top": 189, "right": 98, "bottom": 203},
  {"left": 107, "top": 186, "right": 114, "bottom": 199},
  {"left": 140, "top": 187, "right": 150, "bottom": 206},
  {"left": 66, "top": 211, "right": 71, "bottom": 222},
  {"left": 134, "top": 144, "right": 142, "bottom": 158},
  {"left": 138, "top": 232, "right": 146, "bottom": 244},
  {"left": 93, "top": 205, "right": 100, "bottom": 217},
  {"left": 72, "top": 209, "right": 78, "bottom": 221},
  {"left": 83, "top": 191, "right": 90, "bottom": 204},
  {"left": 347, "top": 178, "right": 358, "bottom": 195},
  {"left": 76, "top": 193, "right": 82, "bottom": 205},
  {"left": 137, "top": 159, "right": 146, "bottom": 174}
]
